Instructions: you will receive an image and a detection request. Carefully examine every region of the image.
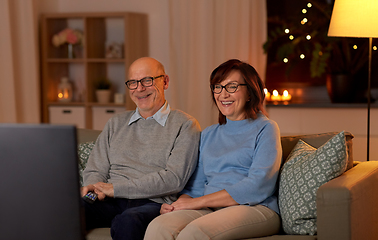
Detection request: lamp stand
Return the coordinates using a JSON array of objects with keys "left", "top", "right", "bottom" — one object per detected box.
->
[{"left": 367, "top": 37, "right": 372, "bottom": 161}]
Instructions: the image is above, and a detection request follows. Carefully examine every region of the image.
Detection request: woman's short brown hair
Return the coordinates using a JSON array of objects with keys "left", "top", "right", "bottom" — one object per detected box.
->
[{"left": 210, "top": 59, "right": 267, "bottom": 125}]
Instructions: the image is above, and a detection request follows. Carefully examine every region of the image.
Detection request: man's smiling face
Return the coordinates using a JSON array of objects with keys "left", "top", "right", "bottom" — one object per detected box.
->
[{"left": 128, "top": 57, "right": 169, "bottom": 119}]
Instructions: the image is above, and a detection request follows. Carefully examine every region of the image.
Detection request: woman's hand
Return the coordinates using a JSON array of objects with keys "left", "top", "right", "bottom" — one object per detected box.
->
[
  {"left": 171, "top": 197, "right": 203, "bottom": 211},
  {"left": 172, "top": 190, "right": 238, "bottom": 211}
]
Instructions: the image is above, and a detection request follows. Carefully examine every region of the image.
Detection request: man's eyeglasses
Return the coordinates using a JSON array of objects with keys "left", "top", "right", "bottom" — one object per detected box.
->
[
  {"left": 125, "top": 75, "right": 165, "bottom": 90},
  {"left": 211, "top": 83, "right": 247, "bottom": 94}
]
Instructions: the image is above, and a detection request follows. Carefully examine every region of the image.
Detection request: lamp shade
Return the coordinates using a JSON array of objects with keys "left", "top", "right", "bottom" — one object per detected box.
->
[{"left": 328, "top": 0, "right": 378, "bottom": 38}]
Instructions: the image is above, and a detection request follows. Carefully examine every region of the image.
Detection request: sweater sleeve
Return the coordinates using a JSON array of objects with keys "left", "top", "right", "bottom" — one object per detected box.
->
[
  {"left": 224, "top": 121, "right": 282, "bottom": 205},
  {"left": 83, "top": 122, "right": 112, "bottom": 186},
  {"left": 112, "top": 117, "right": 201, "bottom": 200}
]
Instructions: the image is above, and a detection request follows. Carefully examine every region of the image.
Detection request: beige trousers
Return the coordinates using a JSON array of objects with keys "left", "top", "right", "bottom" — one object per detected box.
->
[{"left": 144, "top": 205, "right": 280, "bottom": 240}]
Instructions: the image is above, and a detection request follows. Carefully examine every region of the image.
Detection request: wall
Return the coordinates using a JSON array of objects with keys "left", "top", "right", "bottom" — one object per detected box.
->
[{"left": 267, "top": 106, "right": 378, "bottom": 162}]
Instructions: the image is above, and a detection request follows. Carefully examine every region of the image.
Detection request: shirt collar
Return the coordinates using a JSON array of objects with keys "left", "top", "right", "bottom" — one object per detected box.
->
[{"left": 128, "top": 101, "right": 170, "bottom": 126}]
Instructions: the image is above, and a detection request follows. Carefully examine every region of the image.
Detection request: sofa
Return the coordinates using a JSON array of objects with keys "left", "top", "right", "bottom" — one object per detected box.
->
[{"left": 77, "top": 129, "right": 378, "bottom": 240}]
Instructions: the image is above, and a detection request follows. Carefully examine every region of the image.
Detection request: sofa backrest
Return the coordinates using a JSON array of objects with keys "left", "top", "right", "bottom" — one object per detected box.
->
[
  {"left": 76, "top": 129, "right": 355, "bottom": 171},
  {"left": 281, "top": 131, "right": 354, "bottom": 170},
  {"left": 77, "top": 129, "right": 102, "bottom": 144}
]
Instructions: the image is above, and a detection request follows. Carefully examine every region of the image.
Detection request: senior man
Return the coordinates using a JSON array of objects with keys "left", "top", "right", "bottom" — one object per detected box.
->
[{"left": 81, "top": 57, "right": 201, "bottom": 240}]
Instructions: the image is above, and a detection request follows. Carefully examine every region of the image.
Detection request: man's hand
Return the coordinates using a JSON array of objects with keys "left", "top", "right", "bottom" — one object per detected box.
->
[
  {"left": 81, "top": 182, "right": 114, "bottom": 201},
  {"left": 93, "top": 182, "right": 114, "bottom": 199},
  {"left": 160, "top": 203, "right": 174, "bottom": 214}
]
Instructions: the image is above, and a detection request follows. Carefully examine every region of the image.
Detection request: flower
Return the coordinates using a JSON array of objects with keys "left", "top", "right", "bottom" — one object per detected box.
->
[{"left": 52, "top": 28, "right": 83, "bottom": 47}]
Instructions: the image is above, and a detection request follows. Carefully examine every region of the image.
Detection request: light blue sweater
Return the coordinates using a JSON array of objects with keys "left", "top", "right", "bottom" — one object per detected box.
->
[{"left": 181, "top": 113, "right": 282, "bottom": 213}]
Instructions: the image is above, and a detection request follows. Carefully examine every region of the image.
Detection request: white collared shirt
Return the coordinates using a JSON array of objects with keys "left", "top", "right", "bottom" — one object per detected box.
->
[{"left": 128, "top": 101, "right": 170, "bottom": 126}]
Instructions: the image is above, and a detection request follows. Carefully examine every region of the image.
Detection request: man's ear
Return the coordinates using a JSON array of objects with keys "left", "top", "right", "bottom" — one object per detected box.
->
[{"left": 163, "top": 75, "right": 170, "bottom": 90}]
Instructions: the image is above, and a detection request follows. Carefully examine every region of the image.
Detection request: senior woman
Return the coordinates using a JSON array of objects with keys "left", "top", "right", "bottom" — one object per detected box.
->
[{"left": 144, "top": 59, "right": 282, "bottom": 240}]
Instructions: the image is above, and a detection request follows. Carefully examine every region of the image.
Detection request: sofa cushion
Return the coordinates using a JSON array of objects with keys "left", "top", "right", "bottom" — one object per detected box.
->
[
  {"left": 278, "top": 131, "right": 348, "bottom": 235},
  {"left": 281, "top": 131, "right": 354, "bottom": 170},
  {"left": 77, "top": 141, "right": 95, "bottom": 186}
]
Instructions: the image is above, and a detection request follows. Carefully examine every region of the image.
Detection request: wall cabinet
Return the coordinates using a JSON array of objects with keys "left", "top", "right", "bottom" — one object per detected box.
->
[{"left": 40, "top": 12, "right": 148, "bottom": 129}]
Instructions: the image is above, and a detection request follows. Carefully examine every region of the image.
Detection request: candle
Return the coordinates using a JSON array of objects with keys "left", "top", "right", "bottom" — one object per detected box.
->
[
  {"left": 282, "top": 90, "right": 292, "bottom": 101},
  {"left": 270, "top": 90, "right": 282, "bottom": 101},
  {"left": 57, "top": 77, "right": 73, "bottom": 102},
  {"left": 264, "top": 88, "right": 271, "bottom": 101}
]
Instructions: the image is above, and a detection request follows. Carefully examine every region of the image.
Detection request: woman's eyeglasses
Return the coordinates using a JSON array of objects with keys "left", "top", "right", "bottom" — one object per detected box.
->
[{"left": 211, "top": 83, "right": 247, "bottom": 94}]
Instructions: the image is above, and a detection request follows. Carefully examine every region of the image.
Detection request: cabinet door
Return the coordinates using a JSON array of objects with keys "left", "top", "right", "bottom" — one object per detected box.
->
[
  {"left": 92, "top": 106, "right": 126, "bottom": 130},
  {"left": 49, "top": 106, "right": 86, "bottom": 129}
]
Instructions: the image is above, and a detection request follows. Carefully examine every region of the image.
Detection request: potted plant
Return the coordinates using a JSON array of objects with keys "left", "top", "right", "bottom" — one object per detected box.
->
[
  {"left": 94, "top": 77, "right": 112, "bottom": 103},
  {"left": 264, "top": 0, "right": 376, "bottom": 102}
]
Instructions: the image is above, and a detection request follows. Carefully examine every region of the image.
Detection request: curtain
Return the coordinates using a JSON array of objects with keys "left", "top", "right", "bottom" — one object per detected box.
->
[
  {"left": 0, "top": 0, "right": 40, "bottom": 123},
  {"left": 167, "top": 0, "right": 267, "bottom": 129}
]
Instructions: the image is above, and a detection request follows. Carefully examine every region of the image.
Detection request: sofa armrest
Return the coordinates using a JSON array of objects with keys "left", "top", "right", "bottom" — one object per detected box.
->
[{"left": 316, "top": 161, "right": 378, "bottom": 240}]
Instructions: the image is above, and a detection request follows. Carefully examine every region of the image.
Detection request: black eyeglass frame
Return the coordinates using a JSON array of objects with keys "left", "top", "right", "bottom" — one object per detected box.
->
[
  {"left": 125, "top": 75, "right": 165, "bottom": 90},
  {"left": 211, "top": 83, "right": 247, "bottom": 94}
]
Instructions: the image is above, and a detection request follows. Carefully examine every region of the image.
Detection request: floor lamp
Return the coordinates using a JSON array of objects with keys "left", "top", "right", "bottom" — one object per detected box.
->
[{"left": 328, "top": 0, "right": 378, "bottom": 161}]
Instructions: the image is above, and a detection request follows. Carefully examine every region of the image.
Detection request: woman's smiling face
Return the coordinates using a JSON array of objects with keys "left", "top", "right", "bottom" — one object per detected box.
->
[{"left": 214, "top": 70, "right": 249, "bottom": 121}]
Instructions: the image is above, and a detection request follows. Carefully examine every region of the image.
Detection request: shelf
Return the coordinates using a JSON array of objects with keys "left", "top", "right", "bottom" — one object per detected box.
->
[
  {"left": 87, "top": 58, "right": 125, "bottom": 63},
  {"left": 47, "top": 58, "right": 85, "bottom": 63},
  {"left": 48, "top": 102, "right": 85, "bottom": 106},
  {"left": 40, "top": 12, "right": 148, "bottom": 129}
]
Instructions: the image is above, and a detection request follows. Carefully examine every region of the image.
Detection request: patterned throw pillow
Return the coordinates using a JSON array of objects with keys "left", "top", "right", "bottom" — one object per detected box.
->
[
  {"left": 278, "top": 131, "right": 348, "bottom": 235},
  {"left": 77, "top": 141, "right": 95, "bottom": 186}
]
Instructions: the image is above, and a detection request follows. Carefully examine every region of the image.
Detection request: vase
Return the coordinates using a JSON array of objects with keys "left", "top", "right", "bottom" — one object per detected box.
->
[
  {"left": 68, "top": 44, "right": 74, "bottom": 58},
  {"left": 96, "top": 89, "right": 112, "bottom": 103},
  {"left": 326, "top": 74, "right": 354, "bottom": 103}
]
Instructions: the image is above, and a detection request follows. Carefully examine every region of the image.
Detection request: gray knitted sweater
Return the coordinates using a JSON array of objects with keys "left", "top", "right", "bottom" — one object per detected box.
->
[{"left": 83, "top": 109, "right": 201, "bottom": 204}]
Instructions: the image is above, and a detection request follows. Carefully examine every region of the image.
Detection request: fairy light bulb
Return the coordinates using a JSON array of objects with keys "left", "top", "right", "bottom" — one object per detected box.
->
[
  {"left": 307, "top": 3, "right": 312, "bottom": 8},
  {"left": 353, "top": 45, "right": 358, "bottom": 50},
  {"left": 289, "top": 35, "right": 294, "bottom": 40},
  {"left": 306, "top": 35, "right": 311, "bottom": 40},
  {"left": 300, "top": 54, "right": 305, "bottom": 59},
  {"left": 283, "top": 58, "right": 289, "bottom": 63},
  {"left": 285, "top": 28, "right": 290, "bottom": 34}
]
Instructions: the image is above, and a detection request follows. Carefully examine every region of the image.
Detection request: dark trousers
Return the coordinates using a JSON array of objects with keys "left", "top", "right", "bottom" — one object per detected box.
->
[{"left": 82, "top": 198, "right": 161, "bottom": 240}]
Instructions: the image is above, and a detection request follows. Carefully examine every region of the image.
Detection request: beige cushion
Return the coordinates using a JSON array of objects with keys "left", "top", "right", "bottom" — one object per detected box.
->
[{"left": 86, "top": 228, "right": 112, "bottom": 240}]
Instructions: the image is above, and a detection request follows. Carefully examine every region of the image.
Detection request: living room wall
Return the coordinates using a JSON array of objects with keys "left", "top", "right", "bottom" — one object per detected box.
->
[{"left": 36, "top": 0, "right": 268, "bottom": 129}]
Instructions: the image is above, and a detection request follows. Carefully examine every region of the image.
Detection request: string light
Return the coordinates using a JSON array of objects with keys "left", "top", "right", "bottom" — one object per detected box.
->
[
  {"left": 301, "top": 18, "right": 308, "bottom": 25},
  {"left": 285, "top": 28, "right": 290, "bottom": 34},
  {"left": 302, "top": 9, "right": 307, "bottom": 14},
  {"left": 353, "top": 45, "right": 358, "bottom": 50},
  {"left": 300, "top": 54, "right": 305, "bottom": 59},
  {"left": 307, "top": 3, "right": 312, "bottom": 8},
  {"left": 306, "top": 35, "right": 311, "bottom": 40},
  {"left": 289, "top": 35, "right": 294, "bottom": 40},
  {"left": 373, "top": 46, "right": 377, "bottom": 51},
  {"left": 283, "top": 58, "right": 289, "bottom": 63}
]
